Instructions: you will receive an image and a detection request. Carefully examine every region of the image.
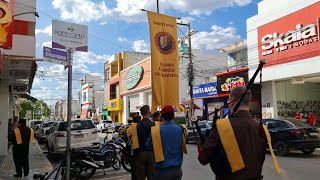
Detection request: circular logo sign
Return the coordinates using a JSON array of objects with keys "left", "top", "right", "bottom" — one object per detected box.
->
[
  {"left": 154, "top": 32, "right": 176, "bottom": 55},
  {"left": 124, "top": 65, "right": 144, "bottom": 90}
]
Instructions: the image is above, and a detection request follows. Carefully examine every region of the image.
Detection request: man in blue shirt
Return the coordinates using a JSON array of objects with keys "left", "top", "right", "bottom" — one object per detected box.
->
[{"left": 146, "top": 105, "right": 185, "bottom": 180}]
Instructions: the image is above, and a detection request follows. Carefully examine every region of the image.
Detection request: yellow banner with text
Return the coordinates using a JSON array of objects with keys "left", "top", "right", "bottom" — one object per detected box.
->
[{"left": 147, "top": 11, "right": 180, "bottom": 113}]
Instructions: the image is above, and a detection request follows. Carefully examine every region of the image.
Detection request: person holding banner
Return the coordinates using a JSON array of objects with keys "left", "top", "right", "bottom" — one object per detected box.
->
[{"left": 200, "top": 87, "right": 268, "bottom": 180}]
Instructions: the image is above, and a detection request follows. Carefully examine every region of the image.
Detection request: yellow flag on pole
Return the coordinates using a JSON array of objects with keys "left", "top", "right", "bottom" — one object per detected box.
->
[{"left": 147, "top": 11, "right": 180, "bottom": 113}]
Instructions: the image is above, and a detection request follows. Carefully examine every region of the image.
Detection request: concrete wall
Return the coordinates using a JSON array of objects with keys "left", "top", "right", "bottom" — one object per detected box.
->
[{"left": 0, "top": 61, "right": 10, "bottom": 155}]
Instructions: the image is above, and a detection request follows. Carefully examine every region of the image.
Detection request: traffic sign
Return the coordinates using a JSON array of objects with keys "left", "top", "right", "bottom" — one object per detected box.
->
[{"left": 43, "top": 46, "right": 68, "bottom": 65}]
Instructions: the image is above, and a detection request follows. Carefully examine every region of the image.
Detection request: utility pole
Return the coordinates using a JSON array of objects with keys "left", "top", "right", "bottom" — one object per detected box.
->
[
  {"left": 177, "top": 22, "right": 196, "bottom": 126},
  {"left": 65, "top": 48, "right": 73, "bottom": 180},
  {"left": 156, "top": 0, "right": 159, "bottom": 13}
]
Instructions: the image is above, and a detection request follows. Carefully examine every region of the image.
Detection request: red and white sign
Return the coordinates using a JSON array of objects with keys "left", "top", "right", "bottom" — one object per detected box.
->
[
  {"left": 258, "top": 2, "right": 320, "bottom": 67},
  {"left": 0, "top": 0, "right": 15, "bottom": 49}
]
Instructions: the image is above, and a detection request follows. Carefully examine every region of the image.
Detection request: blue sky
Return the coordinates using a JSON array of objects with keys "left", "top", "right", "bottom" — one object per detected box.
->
[{"left": 29, "top": 0, "right": 260, "bottom": 106}]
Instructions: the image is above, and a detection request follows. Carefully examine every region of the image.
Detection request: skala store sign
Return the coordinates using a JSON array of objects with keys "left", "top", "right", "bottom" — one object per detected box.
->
[
  {"left": 258, "top": 2, "right": 320, "bottom": 66},
  {"left": 124, "top": 65, "right": 144, "bottom": 90},
  {"left": 261, "top": 23, "right": 319, "bottom": 56}
]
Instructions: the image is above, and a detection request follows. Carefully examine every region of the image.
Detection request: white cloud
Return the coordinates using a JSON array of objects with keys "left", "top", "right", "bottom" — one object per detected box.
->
[
  {"left": 192, "top": 25, "right": 241, "bottom": 50},
  {"left": 52, "top": 0, "right": 252, "bottom": 23},
  {"left": 73, "top": 51, "right": 110, "bottom": 65},
  {"left": 35, "top": 24, "right": 52, "bottom": 36},
  {"left": 132, "top": 40, "right": 149, "bottom": 53},
  {"left": 52, "top": 0, "right": 111, "bottom": 22},
  {"left": 42, "top": 41, "right": 52, "bottom": 48},
  {"left": 177, "top": 16, "right": 196, "bottom": 24},
  {"left": 118, "top": 37, "right": 127, "bottom": 42}
]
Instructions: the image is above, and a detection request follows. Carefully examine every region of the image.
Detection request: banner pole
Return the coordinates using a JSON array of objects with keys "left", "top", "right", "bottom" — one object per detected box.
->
[{"left": 65, "top": 48, "right": 73, "bottom": 180}]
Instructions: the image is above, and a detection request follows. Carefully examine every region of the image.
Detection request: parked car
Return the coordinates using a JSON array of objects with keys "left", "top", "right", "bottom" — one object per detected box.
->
[
  {"left": 38, "top": 121, "right": 54, "bottom": 144},
  {"left": 186, "top": 121, "right": 212, "bottom": 144},
  {"left": 47, "top": 119, "right": 98, "bottom": 152},
  {"left": 34, "top": 124, "right": 42, "bottom": 139},
  {"left": 28, "top": 119, "right": 42, "bottom": 129},
  {"left": 96, "top": 119, "right": 113, "bottom": 133},
  {"left": 263, "top": 118, "right": 320, "bottom": 156}
]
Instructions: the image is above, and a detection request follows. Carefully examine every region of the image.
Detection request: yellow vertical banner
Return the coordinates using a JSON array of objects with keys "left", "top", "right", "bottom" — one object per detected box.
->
[{"left": 147, "top": 11, "right": 180, "bottom": 113}]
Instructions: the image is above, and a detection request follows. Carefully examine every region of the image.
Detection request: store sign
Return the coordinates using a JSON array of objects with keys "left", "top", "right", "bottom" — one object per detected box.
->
[
  {"left": 0, "top": 0, "right": 15, "bottom": 49},
  {"left": 292, "top": 77, "right": 305, "bottom": 84},
  {"left": 11, "top": 84, "right": 28, "bottom": 95},
  {"left": 217, "top": 70, "right": 248, "bottom": 95},
  {"left": 108, "top": 99, "right": 123, "bottom": 111},
  {"left": 258, "top": 2, "right": 320, "bottom": 66},
  {"left": 193, "top": 82, "right": 218, "bottom": 98},
  {"left": 52, "top": 20, "right": 88, "bottom": 52},
  {"left": 43, "top": 46, "right": 68, "bottom": 65},
  {"left": 124, "top": 65, "right": 144, "bottom": 90}
]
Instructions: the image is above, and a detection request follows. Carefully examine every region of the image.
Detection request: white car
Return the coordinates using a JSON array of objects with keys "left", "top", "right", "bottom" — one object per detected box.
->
[
  {"left": 39, "top": 121, "right": 54, "bottom": 144},
  {"left": 47, "top": 119, "right": 98, "bottom": 152},
  {"left": 95, "top": 119, "right": 113, "bottom": 133}
]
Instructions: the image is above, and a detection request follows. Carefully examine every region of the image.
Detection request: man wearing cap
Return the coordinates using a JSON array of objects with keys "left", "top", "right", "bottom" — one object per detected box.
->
[
  {"left": 119, "top": 117, "right": 133, "bottom": 139},
  {"left": 146, "top": 105, "right": 188, "bottom": 180},
  {"left": 200, "top": 86, "right": 269, "bottom": 180},
  {"left": 10, "top": 119, "right": 34, "bottom": 177},
  {"left": 128, "top": 105, "right": 155, "bottom": 180}
]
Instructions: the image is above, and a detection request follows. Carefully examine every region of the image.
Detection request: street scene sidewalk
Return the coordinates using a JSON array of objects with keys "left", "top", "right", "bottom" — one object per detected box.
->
[{"left": 0, "top": 141, "right": 53, "bottom": 180}]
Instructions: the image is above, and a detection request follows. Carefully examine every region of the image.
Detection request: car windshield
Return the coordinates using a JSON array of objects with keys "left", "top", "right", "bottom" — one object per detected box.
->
[
  {"left": 42, "top": 122, "right": 54, "bottom": 127},
  {"left": 285, "top": 119, "right": 311, "bottom": 127},
  {"left": 207, "top": 121, "right": 213, "bottom": 128},
  {"left": 58, "top": 120, "right": 95, "bottom": 131}
]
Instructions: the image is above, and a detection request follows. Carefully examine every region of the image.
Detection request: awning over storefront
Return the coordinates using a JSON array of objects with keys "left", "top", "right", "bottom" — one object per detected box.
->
[{"left": 18, "top": 94, "right": 38, "bottom": 103}]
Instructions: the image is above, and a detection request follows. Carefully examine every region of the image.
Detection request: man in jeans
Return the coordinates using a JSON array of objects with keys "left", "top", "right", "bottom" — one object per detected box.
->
[{"left": 134, "top": 105, "right": 155, "bottom": 180}]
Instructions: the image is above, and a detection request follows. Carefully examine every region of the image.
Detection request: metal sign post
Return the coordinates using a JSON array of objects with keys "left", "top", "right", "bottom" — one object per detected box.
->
[{"left": 65, "top": 48, "right": 73, "bottom": 179}]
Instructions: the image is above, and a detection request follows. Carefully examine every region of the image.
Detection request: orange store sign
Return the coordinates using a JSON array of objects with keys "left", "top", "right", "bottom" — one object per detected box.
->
[
  {"left": 0, "top": 0, "right": 15, "bottom": 49},
  {"left": 258, "top": 2, "right": 320, "bottom": 66}
]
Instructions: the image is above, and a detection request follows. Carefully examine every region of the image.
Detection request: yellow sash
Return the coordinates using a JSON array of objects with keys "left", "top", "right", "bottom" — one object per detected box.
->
[
  {"left": 30, "top": 128, "right": 34, "bottom": 144},
  {"left": 216, "top": 118, "right": 245, "bottom": 173},
  {"left": 14, "top": 128, "right": 22, "bottom": 145},
  {"left": 131, "top": 123, "right": 139, "bottom": 149},
  {"left": 263, "top": 125, "right": 281, "bottom": 174},
  {"left": 14, "top": 128, "right": 34, "bottom": 144},
  {"left": 151, "top": 126, "right": 164, "bottom": 162},
  {"left": 151, "top": 124, "right": 188, "bottom": 163},
  {"left": 155, "top": 121, "right": 161, "bottom": 126}
]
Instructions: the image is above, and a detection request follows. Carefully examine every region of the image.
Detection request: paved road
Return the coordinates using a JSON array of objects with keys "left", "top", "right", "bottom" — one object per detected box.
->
[{"left": 41, "top": 133, "right": 320, "bottom": 180}]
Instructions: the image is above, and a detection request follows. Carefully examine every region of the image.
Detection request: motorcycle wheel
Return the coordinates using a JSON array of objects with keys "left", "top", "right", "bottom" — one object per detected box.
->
[
  {"left": 112, "top": 156, "right": 121, "bottom": 170},
  {"left": 121, "top": 155, "right": 131, "bottom": 172},
  {"left": 74, "top": 165, "right": 96, "bottom": 179}
]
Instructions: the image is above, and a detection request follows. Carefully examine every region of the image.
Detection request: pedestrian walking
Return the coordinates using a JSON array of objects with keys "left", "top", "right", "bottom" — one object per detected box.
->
[
  {"left": 128, "top": 105, "right": 155, "bottom": 180},
  {"left": 146, "top": 105, "right": 188, "bottom": 180},
  {"left": 9, "top": 119, "right": 34, "bottom": 177},
  {"left": 199, "top": 86, "right": 270, "bottom": 180},
  {"left": 308, "top": 112, "right": 317, "bottom": 126}
]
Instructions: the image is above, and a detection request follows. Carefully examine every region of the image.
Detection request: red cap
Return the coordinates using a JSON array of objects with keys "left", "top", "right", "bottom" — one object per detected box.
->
[{"left": 160, "top": 105, "right": 174, "bottom": 114}]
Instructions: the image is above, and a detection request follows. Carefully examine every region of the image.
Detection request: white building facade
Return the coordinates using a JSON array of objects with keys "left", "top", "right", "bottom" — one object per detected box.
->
[{"left": 247, "top": 0, "right": 320, "bottom": 119}]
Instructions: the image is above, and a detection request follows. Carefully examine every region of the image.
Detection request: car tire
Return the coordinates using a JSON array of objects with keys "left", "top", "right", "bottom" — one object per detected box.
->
[
  {"left": 274, "top": 141, "right": 289, "bottom": 156},
  {"left": 301, "top": 148, "right": 315, "bottom": 155}
]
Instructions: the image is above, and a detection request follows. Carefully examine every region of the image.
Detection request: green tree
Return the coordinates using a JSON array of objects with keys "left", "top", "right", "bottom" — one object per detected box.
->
[
  {"left": 34, "top": 100, "right": 51, "bottom": 119},
  {"left": 19, "top": 99, "right": 35, "bottom": 118}
]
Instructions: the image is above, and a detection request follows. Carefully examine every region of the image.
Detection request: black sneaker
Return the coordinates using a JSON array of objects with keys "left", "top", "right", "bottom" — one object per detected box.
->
[
  {"left": 13, "top": 173, "right": 22, "bottom": 177},
  {"left": 24, "top": 173, "right": 29, "bottom": 177}
]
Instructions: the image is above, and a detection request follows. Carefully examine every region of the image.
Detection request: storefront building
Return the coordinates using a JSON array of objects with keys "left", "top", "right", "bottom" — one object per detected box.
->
[
  {"left": 120, "top": 57, "right": 152, "bottom": 124},
  {"left": 247, "top": 0, "right": 320, "bottom": 120}
]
